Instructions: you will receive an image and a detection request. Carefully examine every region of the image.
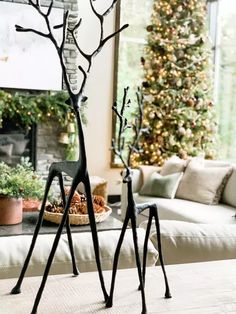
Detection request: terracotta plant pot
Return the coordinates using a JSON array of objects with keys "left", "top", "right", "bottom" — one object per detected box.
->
[
  {"left": 0, "top": 197, "right": 23, "bottom": 225},
  {"left": 23, "top": 199, "right": 41, "bottom": 212}
]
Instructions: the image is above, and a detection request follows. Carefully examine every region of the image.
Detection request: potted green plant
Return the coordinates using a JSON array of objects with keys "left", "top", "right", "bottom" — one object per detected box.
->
[
  {"left": 20, "top": 159, "right": 45, "bottom": 212},
  {"left": 0, "top": 159, "right": 45, "bottom": 225}
]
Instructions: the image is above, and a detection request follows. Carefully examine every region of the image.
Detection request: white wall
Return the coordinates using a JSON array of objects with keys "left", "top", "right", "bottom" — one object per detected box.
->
[{"left": 77, "top": 0, "right": 122, "bottom": 195}]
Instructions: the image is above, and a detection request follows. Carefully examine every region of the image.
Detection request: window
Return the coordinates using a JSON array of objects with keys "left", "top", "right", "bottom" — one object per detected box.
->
[
  {"left": 112, "top": 0, "right": 152, "bottom": 166},
  {"left": 115, "top": 0, "right": 152, "bottom": 102},
  {"left": 212, "top": 0, "right": 236, "bottom": 161},
  {"left": 112, "top": 0, "right": 236, "bottom": 166}
]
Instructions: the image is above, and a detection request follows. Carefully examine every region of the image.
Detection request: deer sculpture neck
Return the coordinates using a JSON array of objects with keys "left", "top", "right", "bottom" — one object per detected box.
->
[
  {"left": 66, "top": 90, "right": 88, "bottom": 174},
  {"left": 74, "top": 104, "right": 87, "bottom": 170}
]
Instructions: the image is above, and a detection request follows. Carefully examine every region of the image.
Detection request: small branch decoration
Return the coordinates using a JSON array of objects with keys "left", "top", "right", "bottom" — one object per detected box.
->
[
  {"left": 111, "top": 87, "right": 131, "bottom": 170},
  {"left": 11, "top": 1, "right": 128, "bottom": 313},
  {"left": 69, "top": 0, "right": 128, "bottom": 72},
  {"left": 109, "top": 87, "right": 171, "bottom": 313},
  {"left": 111, "top": 86, "right": 149, "bottom": 171},
  {"left": 15, "top": 0, "right": 128, "bottom": 102}
]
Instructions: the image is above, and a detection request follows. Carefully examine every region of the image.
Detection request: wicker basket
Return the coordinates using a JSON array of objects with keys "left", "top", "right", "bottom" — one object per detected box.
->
[
  {"left": 77, "top": 176, "right": 108, "bottom": 201},
  {"left": 42, "top": 205, "right": 112, "bottom": 225}
]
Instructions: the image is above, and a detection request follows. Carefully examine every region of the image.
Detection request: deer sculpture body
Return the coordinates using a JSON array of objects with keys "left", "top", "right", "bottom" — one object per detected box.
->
[
  {"left": 108, "top": 88, "right": 171, "bottom": 314},
  {"left": 10, "top": 1, "right": 128, "bottom": 313}
]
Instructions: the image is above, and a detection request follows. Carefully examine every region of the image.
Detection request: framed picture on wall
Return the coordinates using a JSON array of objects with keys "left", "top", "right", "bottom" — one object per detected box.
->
[{"left": 0, "top": 1, "right": 63, "bottom": 90}]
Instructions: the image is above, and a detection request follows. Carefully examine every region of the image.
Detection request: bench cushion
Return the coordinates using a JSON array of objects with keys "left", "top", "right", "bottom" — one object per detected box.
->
[
  {"left": 0, "top": 228, "right": 159, "bottom": 279},
  {"left": 133, "top": 193, "right": 236, "bottom": 224},
  {"left": 140, "top": 220, "right": 236, "bottom": 264}
]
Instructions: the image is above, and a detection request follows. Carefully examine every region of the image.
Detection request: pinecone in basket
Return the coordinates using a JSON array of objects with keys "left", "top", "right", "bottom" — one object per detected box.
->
[
  {"left": 45, "top": 202, "right": 64, "bottom": 213},
  {"left": 64, "top": 188, "right": 82, "bottom": 204},
  {"left": 93, "top": 195, "right": 105, "bottom": 207},
  {"left": 45, "top": 193, "right": 106, "bottom": 215}
]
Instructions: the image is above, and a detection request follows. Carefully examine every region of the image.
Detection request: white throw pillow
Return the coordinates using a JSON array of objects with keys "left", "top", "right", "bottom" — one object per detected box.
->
[
  {"left": 176, "top": 160, "right": 233, "bottom": 205},
  {"left": 160, "top": 156, "right": 188, "bottom": 176},
  {"left": 221, "top": 165, "right": 236, "bottom": 207}
]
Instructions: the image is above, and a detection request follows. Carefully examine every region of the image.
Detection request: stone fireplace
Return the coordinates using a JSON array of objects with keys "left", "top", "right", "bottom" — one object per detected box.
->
[
  {"left": 37, "top": 121, "right": 72, "bottom": 194},
  {"left": 0, "top": 119, "right": 69, "bottom": 194},
  {"left": 0, "top": 0, "right": 79, "bottom": 194},
  {"left": 0, "top": 120, "right": 36, "bottom": 168},
  {"left": 0, "top": 124, "right": 66, "bottom": 171},
  {"left": 36, "top": 121, "right": 67, "bottom": 178}
]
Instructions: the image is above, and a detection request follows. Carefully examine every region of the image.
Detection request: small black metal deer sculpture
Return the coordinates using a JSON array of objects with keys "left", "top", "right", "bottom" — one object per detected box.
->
[
  {"left": 107, "top": 87, "right": 171, "bottom": 314},
  {"left": 10, "top": 1, "right": 128, "bottom": 313}
]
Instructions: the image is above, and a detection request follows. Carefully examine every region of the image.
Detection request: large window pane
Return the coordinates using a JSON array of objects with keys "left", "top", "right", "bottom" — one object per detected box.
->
[
  {"left": 112, "top": 0, "right": 152, "bottom": 165},
  {"left": 116, "top": 0, "right": 152, "bottom": 102},
  {"left": 113, "top": 0, "right": 236, "bottom": 165},
  {"left": 215, "top": 0, "right": 236, "bottom": 161}
]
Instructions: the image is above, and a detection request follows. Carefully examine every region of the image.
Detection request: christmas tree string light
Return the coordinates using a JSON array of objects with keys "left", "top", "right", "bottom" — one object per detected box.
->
[
  {"left": 0, "top": 90, "right": 87, "bottom": 130},
  {"left": 132, "top": 0, "right": 218, "bottom": 167}
]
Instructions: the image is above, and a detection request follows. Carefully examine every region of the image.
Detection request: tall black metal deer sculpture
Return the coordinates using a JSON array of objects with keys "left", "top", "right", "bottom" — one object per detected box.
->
[
  {"left": 107, "top": 87, "right": 171, "bottom": 314},
  {"left": 10, "top": 1, "right": 128, "bottom": 313}
]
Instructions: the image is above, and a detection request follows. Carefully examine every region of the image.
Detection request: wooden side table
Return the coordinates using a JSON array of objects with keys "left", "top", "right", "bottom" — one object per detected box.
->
[{"left": 1, "top": 260, "right": 236, "bottom": 313}]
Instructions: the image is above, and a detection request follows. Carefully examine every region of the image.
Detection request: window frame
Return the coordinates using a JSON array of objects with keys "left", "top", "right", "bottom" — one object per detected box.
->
[{"left": 111, "top": 0, "right": 225, "bottom": 167}]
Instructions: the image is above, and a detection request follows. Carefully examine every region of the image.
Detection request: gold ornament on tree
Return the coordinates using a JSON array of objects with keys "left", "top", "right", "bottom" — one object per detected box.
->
[{"left": 133, "top": 0, "right": 218, "bottom": 166}]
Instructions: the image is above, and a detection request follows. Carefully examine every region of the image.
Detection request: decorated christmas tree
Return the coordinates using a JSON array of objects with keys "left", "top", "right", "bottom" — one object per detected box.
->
[{"left": 131, "top": 0, "right": 218, "bottom": 167}]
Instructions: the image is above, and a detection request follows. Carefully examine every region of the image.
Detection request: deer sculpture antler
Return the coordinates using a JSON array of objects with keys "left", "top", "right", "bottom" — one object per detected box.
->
[
  {"left": 69, "top": 0, "right": 128, "bottom": 73},
  {"left": 15, "top": 0, "right": 128, "bottom": 105},
  {"left": 111, "top": 87, "right": 148, "bottom": 175},
  {"left": 11, "top": 1, "right": 128, "bottom": 313},
  {"left": 108, "top": 87, "right": 171, "bottom": 314}
]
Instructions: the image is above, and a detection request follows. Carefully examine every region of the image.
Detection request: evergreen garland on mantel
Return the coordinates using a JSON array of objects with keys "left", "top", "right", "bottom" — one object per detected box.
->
[{"left": 0, "top": 89, "right": 86, "bottom": 129}]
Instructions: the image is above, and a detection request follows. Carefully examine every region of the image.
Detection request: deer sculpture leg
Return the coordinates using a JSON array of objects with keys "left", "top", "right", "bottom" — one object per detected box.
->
[
  {"left": 139, "top": 210, "right": 153, "bottom": 290},
  {"left": 58, "top": 173, "right": 79, "bottom": 276},
  {"left": 130, "top": 207, "right": 147, "bottom": 314},
  {"left": 83, "top": 173, "right": 108, "bottom": 301},
  {"left": 152, "top": 205, "right": 171, "bottom": 299},
  {"left": 30, "top": 180, "right": 78, "bottom": 314},
  {"left": 106, "top": 203, "right": 147, "bottom": 314},
  {"left": 139, "top": 204, "right": 171, "bottom": 299},
  {"left": 106, "top": 210, "right": 130, "bottom": 308},
  {"left": 11, "top": 168, "right": 57, "bottom": 295}
]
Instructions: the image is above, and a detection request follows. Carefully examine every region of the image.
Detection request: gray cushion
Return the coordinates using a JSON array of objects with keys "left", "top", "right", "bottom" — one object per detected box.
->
[{"left": 140, "top": 172, "right": 183, "bottom": 199}]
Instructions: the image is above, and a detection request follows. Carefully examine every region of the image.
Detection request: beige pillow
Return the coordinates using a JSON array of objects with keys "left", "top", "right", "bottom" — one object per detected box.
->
[
  {"left": 176, "top": 161, "right": 233, "bottom": 205},
  {"left": 138, "top": 165, "right": 161, "bottom": 186},
  {"left": 160, "top": 156, "right": 188, "bottom": 176},
  {"left": 221, "top": 165, "right": 236, "bottom": 207}
]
